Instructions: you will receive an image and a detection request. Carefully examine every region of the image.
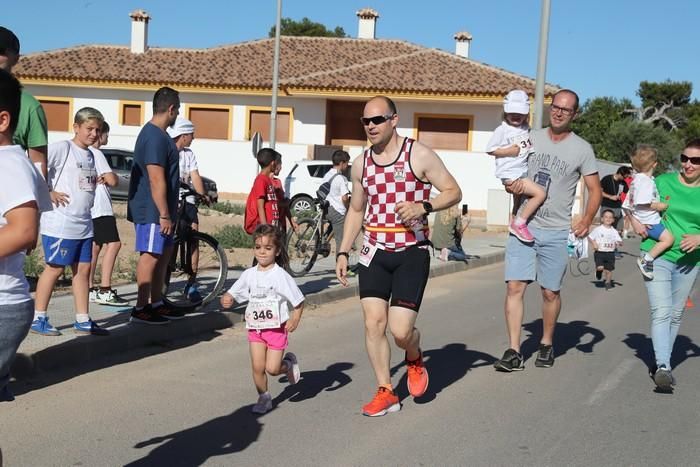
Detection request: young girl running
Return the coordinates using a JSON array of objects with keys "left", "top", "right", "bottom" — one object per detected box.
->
[{"left": 220, "top": 224, "right": 304, "bottom": 414}]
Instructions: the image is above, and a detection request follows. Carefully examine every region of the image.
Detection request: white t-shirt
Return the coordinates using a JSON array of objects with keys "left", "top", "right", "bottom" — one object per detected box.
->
[
  {"left": 589, "top": 225, "right": 622, "bottom": 252},
  {"left": 0, "top": 145, "right": 53, "bottom": 304},
  {"left": 41, "top": 140, "right": 111, "bottom": 239},
  {"left": 90, "top": 147, "right": 114, "bottom": 218},
  {"left": 622, "top": 172, "right": 660, "bottom": 225},
  {"left": 227, "top": 264, "right": 304, "bottom": 325},
  {"left": 322, "top": 168, "right": 350, "bottom": 215},
  {"left": 179, "top": 148, "right": 199, "bottom": 205},
  {"left": 485, "top": 121, "right": 532, "bottom": 180}
]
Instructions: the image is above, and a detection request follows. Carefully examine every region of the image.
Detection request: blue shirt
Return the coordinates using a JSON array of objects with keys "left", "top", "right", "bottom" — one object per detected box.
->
[{"left": 127, "top": 122, "right": 180, "bottom": 224}]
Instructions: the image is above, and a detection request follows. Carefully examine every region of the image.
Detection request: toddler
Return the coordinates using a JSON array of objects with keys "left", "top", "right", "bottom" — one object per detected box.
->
[{"left": 589, "top": 209, "right": 623, "bottom": 290}]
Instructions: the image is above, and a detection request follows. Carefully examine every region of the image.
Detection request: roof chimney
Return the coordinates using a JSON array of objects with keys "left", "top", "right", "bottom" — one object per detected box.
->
[
  {"left": 130, "top": 9, "right": 150, "bottom": 54},
  {"left": 454, "top": 31, "right": 472, "bottom": 58},
  {"left": 356, "top": 8, "right": 379, "bottom": 39}
]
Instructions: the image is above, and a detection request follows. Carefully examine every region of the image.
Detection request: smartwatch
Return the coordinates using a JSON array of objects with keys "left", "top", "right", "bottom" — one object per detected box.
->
[{"left": 422, "top": 201, "right": 433, "bottom": 214}]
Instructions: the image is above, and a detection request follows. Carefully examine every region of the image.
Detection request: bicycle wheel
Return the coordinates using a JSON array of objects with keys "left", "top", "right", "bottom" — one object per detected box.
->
[
  {"left": 163, "top": 231, "right": 228, "bottom": 310},
  {"left": 287, "top": 219, "right": 320, "bottom": 277}
]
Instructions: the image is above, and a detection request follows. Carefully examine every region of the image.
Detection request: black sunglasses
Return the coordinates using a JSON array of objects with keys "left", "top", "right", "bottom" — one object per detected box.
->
[
  {"left": 360, "top": 114, "right": 394, "bottom": 126},
  {"left": 680, "top": 154, "right": 700, "bottom": 165}
]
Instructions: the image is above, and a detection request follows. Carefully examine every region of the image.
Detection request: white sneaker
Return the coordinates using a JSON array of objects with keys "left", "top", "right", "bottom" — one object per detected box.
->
[
  {"left": 251, "top": 392, "right": 272, "bottom": 414},
  {"left": 283, "top": 352, "right": 300, "bottom": 384},
  {"left": 439, "top": 248, "right": 449, "bottom": 262},
  {"left": 89, "top": 287, "right": 98, "bottom": 303}
]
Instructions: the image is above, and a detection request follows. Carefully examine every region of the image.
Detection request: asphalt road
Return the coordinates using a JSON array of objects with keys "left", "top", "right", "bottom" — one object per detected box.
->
[{"left": 1, "top": 241, "right": 699, "bottom": 466}]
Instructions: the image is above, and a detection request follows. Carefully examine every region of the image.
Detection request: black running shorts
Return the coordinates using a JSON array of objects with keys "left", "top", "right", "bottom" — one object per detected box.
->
[
  {"left": 92, "top": 215, "right": 120, "bottom": 246},
  {"left": 358, "top": 245, "right": 430, "bottom": 312},
  {"left": 594, "top": 251, "right": 616, "bottom": 271}
]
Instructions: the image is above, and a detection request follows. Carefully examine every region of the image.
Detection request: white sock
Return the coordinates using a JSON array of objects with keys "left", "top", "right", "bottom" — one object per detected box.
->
[
  {"left": 644, "top": 253, "right": 654, "bottom": 262},
  {"left": 75, "top": 313, "right": 90, "bottom": 323},
  {"left": 34, "top": 311, "right": 47, "bottom": 320}
]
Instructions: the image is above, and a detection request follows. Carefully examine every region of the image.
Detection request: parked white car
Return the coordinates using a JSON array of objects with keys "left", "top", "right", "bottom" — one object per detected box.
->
[{"left": 284, "top": 160, "right": 350, "bottom": 214}]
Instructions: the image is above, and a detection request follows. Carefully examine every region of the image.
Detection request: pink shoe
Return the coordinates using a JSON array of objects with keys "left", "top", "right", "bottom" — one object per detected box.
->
[
  {"left": 509, "top": 221, "right": 534, "bottom": 243},
  {"left": 439, "top": 248, "right": 449, "bottom": 261}
]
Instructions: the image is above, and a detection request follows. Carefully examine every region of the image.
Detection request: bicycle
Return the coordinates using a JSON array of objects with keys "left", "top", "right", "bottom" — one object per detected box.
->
[
  {"left": 162, "top": 185, "right": 229, "bottom": 310},
  {"left": 286, "top": 199, "right": 358, "bottom": 277}
]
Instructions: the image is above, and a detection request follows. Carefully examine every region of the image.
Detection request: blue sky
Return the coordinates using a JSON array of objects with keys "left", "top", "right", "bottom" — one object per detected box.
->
[{"left": 6, "top": 0, "right": 699, "bottom": 105}]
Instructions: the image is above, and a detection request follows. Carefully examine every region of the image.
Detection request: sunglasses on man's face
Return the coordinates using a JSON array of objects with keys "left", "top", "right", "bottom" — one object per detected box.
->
[
  {"left": 360, "top": 114, "right": 394, "bottom": 126},
  {"left": 680, "top": 154, "right": 700, "bottom": 165}
]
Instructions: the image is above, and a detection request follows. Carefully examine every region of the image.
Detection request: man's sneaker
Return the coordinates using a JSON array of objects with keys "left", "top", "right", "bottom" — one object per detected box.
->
[
  {"left": 88, "top": 287, "right": 99, "bottom": 303},
  {"left": 596, "top": 270, "right": 603, "bottom": 281},
  {"left": 494, "top": 348, "right": 524, "bottom": 372},
  {"left": 362, "top": 387, "right": 400, "bottom": 417},
  {"left": 94, "top": 288, "right": 129, "bottom": 306},
  {"left": 251, "top": 392, "right": 272, "bottom": 414},
  {"left": 73, "top": 319, "right": 110, "bottom": 336},
  {"left": 439, "top": 248, "right": 449, "bottom": 262},
  {"left": 534, "top": 344, "right": 555, "bottom": 368},
  {"left": 282, "top": 352, "right": 300, "bottom": 384},
  {"left": 30, "top": 316, "right": 61, "bottom": 336},
  {"left": 153, "top": 303, "right": 187, "bottom": 320},
  {"left": 509, "top": 221, "right": 535, "bottom": 243},
  {"left": 129, "top": 306, "right": 169, "bottom": 325},
  {"left": 406, "top": 350, "right": 429, "bottom": 397},
  {"left": 184, "top": 283, "right": 203, "bottom": 303},
  {"left": 653, "top": 365, "right": 673, "bottom": 391},
  {"left": 637, "top": 256, "right": 654, "bottom": 280}
]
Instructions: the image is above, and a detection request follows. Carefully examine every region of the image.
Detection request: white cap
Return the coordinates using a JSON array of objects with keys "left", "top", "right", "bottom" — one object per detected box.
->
[
  {"left": 503, "top": 90, "right": 530, "bottom": 115},
  {"left": 167, "top": 117, "right": 195, "bottom": 138}
]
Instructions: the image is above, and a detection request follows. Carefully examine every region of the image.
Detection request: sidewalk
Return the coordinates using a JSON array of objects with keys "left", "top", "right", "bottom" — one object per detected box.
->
[{"left": 14, "top": 232, "right": 507, "bottom": 378}]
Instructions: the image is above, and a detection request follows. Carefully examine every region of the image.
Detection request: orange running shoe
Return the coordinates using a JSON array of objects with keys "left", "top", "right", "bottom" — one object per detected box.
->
[
  {"left": 406, "top": 350, "right": 429, "bottom": 397},
  {"left": 362, "top": 387, "right": 400, "bottom": 417}
]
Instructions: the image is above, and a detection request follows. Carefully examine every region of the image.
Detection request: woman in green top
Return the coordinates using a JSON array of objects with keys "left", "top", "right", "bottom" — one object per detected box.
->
[{"left": 629, "top": 139, "right": 700, "bottom": 391}]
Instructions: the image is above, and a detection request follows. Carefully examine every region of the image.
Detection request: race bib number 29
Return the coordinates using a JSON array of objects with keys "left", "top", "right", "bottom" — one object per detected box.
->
[{"left": 359, "top": 242, "right": 377, "bottom": 267}]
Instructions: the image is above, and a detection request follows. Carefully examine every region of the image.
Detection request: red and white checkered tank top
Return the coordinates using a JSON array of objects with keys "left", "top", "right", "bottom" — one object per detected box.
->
[{"left": 362, "top": 137, "right": 432, "bottom": 252}]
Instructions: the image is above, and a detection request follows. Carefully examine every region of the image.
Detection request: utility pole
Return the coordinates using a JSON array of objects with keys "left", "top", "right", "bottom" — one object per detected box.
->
[
  {"left": 270, "top": 0, "right": 282, "bottom": 148},
  {"left": 533, "top": 0, "right": 551, "bottom": 130}
]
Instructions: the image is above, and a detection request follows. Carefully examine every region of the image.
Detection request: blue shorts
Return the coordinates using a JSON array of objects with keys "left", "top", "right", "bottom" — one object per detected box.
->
[
  {"left": 42, "top": 235, "right": 93, "bottom": 266},
  {"left": 646, "top": 223, "right": 666, "bottom": 241},
  {"left": 134, "top": 223, "right": 174, "bottom": 255},
  {"left": 504, "top": 226, "right": 569, "bottom": 292}
]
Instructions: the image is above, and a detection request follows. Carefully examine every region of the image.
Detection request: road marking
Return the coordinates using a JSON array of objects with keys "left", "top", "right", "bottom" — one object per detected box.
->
[{"left": 587, "top": 358, "right": 636, "bottom": 405}]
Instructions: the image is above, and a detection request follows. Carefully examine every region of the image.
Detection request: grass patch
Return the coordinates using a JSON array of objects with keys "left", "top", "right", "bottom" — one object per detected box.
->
[
  {"left": 213, "top": 225, "right": 253, "bottom": 249},
  {"left": 209, "top": 202, "right": 244, "bottom": 216},
  {"left": 23, "top": 249, "right": 45, "bottom": 277}
]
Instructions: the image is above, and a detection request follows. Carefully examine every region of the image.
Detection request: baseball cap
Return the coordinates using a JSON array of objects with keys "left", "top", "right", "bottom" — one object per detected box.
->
[
  {"left": 503, "top": 89, "right": 530, "bottom": 115},
  {"left": 167, "top": 117, "right": 195, "bottom": 138},
  {"left": 0, "top": 27, "right": 20, "bottom": 55}
]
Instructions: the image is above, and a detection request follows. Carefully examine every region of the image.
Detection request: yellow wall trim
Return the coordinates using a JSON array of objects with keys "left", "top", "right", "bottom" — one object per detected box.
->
[{"left": 118, "top": 100, "right": 145, "bottom": 127}]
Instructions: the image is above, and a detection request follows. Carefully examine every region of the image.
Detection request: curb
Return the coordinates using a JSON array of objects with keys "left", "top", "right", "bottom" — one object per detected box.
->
[{"left": 13, "top": 250, "right": 504, "bottom": 379}]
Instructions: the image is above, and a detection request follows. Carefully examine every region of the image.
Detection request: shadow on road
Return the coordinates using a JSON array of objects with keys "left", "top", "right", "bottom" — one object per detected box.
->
[
  {"left": 389, "top": 343, "right": 497, "bottom": 403},
  {"left": 274, "top": 362, "right": 354, "bottom": 404},
  {"left": 126, "top": 404, "right": 263, "bottom": 466},
  {"left": 521, "top": 319, "right": 605, "bottom": 361},
  {"left": 622, "top": 332, "right": 700, "bottom": 370}
]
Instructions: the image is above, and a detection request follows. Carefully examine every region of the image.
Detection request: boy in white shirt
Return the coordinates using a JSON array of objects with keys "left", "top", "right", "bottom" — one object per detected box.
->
[
  {"left": 0, "top": 69, "right": 52, "bottom": 401},
  {"left": 88, "top": 121, "right": 126, "bottom": 306},
  {"left": 31, "top": 107, "right": 115, "bottom": 336},
  {"left": 589, "top": 209, "right": 623, "bottom": 290},
  {"left": 622, "top": 145, "right": 674, "bottom": 279},
  {"left": 486, "top": 89, "right": 546, "bottom": 244}
]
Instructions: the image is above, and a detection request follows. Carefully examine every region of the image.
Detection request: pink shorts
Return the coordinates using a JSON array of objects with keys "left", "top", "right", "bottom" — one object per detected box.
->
[{"left": 247, "top": 325, "right": 288, "bottom": 350}]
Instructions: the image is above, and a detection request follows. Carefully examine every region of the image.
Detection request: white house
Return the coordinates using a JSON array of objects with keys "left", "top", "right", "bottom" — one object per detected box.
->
[{"left": 15, "top": 7, "right": 562, "bottom": 222}]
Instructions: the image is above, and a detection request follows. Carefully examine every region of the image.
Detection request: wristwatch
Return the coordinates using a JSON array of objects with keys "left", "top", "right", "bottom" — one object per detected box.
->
[{"left": 422, "top": 201, "right": 433, "bottom": 214}]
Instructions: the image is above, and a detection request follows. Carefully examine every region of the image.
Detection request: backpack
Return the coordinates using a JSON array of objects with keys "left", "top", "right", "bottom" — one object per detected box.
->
[{"left": 316, "top": 173, "right": 340, "bottom": 201}]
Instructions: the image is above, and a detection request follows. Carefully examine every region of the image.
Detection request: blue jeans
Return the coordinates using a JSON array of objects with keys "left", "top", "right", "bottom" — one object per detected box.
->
[
  {"left": 644, "top": 257, "right": 699, "bottom": 368},
  {"left": 0, "top": 299, "right": 34, "bottom": 395},
  {"left": 445, "top": 245, "right": 468, "bottom": 261}
]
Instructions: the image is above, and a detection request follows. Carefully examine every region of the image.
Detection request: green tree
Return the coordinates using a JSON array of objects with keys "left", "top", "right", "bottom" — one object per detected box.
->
[
  {"left": 572, "top": 97, "right": 633, "bottom": 160},
  {"left": 637, "top": 80, "right": 692, "bottom": 108},
  {"left": 269, "top": 17, "right": 347, "bottom": 38},
  {"left": 604, "top": 119, "right": 682, "bottom": 171}
]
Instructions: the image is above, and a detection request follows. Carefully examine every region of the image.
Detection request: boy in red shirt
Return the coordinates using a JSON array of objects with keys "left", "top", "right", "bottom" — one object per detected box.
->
[{"left": 245, "top": 148, "right": 280, "bottom": 234}]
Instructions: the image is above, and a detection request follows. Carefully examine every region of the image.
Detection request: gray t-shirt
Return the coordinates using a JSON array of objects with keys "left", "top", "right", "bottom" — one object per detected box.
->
[{"left": 527, "top": 128, "right": 598, "bottom": 230}]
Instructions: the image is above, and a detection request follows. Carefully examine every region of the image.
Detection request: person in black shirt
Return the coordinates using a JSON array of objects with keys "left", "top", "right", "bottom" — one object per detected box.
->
[{"left": 600, "top": 166, "right": 632, "bottom": 232}]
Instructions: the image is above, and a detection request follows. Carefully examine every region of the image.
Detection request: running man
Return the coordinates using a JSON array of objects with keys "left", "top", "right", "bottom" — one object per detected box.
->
[{"left": 335, "top": 96, "right": 461, "bottom": 416}]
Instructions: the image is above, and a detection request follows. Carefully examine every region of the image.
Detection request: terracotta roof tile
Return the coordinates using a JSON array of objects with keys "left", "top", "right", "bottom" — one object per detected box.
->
[{"left": 15, "top": 36, "right": 558, "bottom": 97}]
